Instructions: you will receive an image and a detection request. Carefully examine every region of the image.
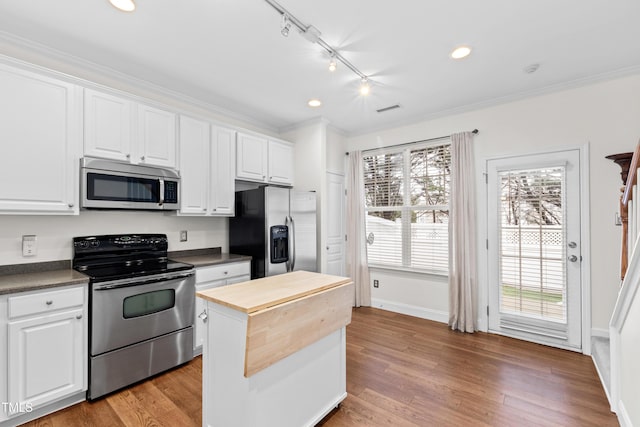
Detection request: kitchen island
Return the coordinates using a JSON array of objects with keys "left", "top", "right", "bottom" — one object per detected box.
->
[{"left": 196, "top": 270, "right": 353, "bottom": 427}]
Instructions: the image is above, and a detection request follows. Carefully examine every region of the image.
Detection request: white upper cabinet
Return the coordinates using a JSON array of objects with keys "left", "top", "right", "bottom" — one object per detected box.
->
[
  {"left": 138, "top": 104, "right": 177, "bottom": 168},
  {"left": 268, "top": 139, "right": 294, "bottom": 186},
  {"left": 0, "top": 63, "right": 81, "bottom": 215},
  {"left": 179, "top": 115, "right": 210, "bottom": 215},
  {"left": 179, "top": 116, "right": 236, "bottom": 216},
  {"left": 84, "top": 88, "right": 132, "bottom": 162},
  {"left": 210, "top": 126, "right": 236, "bottom": 215},
  {"left": 236, "top": 132, "right": 268, "bottom": 182},
  {"left": 84, "top": 88, "right": 177, "bottom": 169},
  {"left": 236, "top": 133, "right": 294, "bottom": 186}
]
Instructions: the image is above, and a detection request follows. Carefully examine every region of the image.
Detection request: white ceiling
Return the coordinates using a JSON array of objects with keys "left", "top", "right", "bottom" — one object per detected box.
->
[{"left": 1, "top": 0, "right": 639, "bottom": 135}]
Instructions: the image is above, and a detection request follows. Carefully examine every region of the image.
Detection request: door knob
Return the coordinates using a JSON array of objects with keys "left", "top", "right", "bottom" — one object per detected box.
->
[
  {"left": 568, "top": 241, "right": 577, "bottom": 248},
  {"left": 568, "top": 255, "right": 578, "bottom": 262}
]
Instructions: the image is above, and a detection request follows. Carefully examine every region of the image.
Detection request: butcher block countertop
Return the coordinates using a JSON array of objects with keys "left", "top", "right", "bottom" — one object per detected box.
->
[{"left": 197, "top": 270, "right": 352, "bottom": 313}]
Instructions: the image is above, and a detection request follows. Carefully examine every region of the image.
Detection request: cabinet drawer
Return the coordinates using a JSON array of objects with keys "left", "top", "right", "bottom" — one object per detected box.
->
[
  {"left": 196, "top": 261, "right": 250, "bottom": 283},
  {"left": 8, "top": 286, "right": 84, "bottom": 319}
]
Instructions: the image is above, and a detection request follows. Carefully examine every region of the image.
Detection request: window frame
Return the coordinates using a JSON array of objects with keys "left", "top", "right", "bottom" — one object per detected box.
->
[{"left": 363, "top": 139, "right": 451, "bottom": 276}]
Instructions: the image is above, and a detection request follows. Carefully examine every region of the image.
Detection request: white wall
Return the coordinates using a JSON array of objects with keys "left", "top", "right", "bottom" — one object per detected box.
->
[
  {"left": 326, "top": 126, "right": 347, "bottom": 175},
  {"left": 347, "top": 74, "right": 640, "bottom": 332},
  {"left": 0, "top": 212, "right": 228, "bottom": 265}
]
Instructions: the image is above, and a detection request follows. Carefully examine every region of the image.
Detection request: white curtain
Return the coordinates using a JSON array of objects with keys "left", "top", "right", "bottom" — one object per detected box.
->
[
  {"left": 448, "top": 132, "right": 477, "bottom": 332},
  {"left": 347, "top": 151, "right": 371, "bottom": 307}
]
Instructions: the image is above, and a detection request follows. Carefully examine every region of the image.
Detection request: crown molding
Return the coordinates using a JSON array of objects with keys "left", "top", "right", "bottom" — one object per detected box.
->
[
  {"left": 279, "top": 116, "right": 332, "bottom": 134},
  {"left": 346, "top": 65, "right": 640, "bottom": 138},
  {"left": 0, "top": 30, "right": 279, "bottom": 134}
]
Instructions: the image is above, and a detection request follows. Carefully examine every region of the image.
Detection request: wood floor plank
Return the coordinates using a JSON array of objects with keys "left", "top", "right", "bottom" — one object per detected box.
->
[{"left": 23, "top": 307, "right": 617, "bottom": 427}]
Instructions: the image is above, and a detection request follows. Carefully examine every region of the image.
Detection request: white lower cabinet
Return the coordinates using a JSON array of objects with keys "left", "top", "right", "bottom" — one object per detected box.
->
[
  {"left": 193, "top": 261, "right": 250, "bottom": 354},
  {"left": 1, "top": 285, "right": 87, "bottom": 423}
]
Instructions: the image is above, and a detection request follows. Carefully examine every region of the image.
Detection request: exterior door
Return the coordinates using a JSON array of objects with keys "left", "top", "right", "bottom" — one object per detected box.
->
[{"left": 487, "top": 149, "right": 582, "bottom": 350}]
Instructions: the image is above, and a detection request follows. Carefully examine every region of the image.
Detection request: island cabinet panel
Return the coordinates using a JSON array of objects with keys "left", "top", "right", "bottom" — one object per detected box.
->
[{"left": 245, "top": 282, "right": 353, "bottom": 377}]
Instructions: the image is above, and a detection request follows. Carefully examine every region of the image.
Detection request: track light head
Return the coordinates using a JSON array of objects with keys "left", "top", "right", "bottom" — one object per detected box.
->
[
  {"left": 281, "top": 15, "right": 292, "bottom": 37},
  {"left": 328, "top": 55, "right": 337, "bottom": 72},
  {"left": 359, "top": 77, "right": 371, "bottom": 96}
]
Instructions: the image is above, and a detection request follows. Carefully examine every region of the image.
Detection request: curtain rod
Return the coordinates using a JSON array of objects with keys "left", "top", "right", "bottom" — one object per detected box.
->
[{"left": 345, "top": 129, "right": 479, "bottom": 155}]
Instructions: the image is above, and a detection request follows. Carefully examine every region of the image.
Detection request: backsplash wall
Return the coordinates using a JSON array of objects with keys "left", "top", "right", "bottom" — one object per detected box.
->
[{"left": 0, "top": 211, "right": 228, "bottom": 265}]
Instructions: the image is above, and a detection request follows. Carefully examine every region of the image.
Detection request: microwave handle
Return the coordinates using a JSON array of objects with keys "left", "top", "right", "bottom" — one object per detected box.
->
[{"left": 159, "top": 179, "right": 165, "bottom": 206}]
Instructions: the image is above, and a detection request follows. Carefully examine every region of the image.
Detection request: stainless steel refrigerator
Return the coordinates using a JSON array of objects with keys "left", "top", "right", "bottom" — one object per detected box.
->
[{"left": 229, "top": 186, "right": 317, "bottom": 279}]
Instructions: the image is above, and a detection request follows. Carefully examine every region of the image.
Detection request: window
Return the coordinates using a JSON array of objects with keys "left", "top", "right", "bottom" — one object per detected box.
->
[{"left": 363, "top": 141, "right": 451, "bottom": 274}]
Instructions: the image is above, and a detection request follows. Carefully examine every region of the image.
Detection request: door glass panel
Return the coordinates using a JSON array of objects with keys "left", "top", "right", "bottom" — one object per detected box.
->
[
  {"left": 123, "top": 289, "right": 175, "bottom": 318},
  {"left": 498, "top": 167, "right": 566, "bottom": 322}
]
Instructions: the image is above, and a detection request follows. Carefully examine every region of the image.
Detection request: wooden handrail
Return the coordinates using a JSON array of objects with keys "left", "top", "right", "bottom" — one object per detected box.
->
[{"left": 622, "top": 140, "right": 640, "bottom": 207}]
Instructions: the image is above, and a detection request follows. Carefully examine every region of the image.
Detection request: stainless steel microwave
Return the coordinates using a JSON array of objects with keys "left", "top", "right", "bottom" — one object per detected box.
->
[{"left": 80, "top": 157, "right": 180, "bottom": 210}]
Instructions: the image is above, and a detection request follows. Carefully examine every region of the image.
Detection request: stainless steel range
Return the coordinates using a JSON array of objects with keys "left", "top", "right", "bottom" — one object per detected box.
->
[{"left": 73, "top": 234, "right": 195, "bottom": 400}]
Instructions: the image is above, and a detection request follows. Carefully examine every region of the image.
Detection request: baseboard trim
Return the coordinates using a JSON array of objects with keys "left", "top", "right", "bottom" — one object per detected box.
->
[
  {"left": 370, "top": 298, "right": 448, "bottom": 324},
  {"left": 0, "top": 391, "right": 85, "bottom": 427},
  {"left": 617, "top": 399, "right": 632, "bottom": 427},
  {"left": 591, "top": 328, "right": 610, "bottom": 339}
]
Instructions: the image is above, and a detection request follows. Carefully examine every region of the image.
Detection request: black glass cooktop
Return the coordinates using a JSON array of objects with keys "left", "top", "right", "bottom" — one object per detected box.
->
[
  {"left": 76, "top": 259, "right": 193, "bottom": 283},
  {"left": 72, "top": 233, "right": 193, "bottom": 283}
]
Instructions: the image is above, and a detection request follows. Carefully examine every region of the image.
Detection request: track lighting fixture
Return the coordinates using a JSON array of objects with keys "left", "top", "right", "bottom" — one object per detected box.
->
[
  {"left": 281, "top": 15, "right": 292, "bottom": 37},
  {"left": 328, "top": 55, "right": 337, "bottom": 72},
  {"left": 264, "top": 0, "right": 372, "bottom": 96},
  {"left": 108, "top": 0, "right": 135, "bottom": 12}
]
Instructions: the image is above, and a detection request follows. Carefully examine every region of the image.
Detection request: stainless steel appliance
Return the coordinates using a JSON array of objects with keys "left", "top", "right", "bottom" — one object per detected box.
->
[
  {"left": 72, "top": 234, "right": 195, "bottom": 400},
  {"left": 80, "top": 157, "right": 180, "bottom": 210},
  {"left": 229, "top": 186, "right": 317, "bottom": 279}
]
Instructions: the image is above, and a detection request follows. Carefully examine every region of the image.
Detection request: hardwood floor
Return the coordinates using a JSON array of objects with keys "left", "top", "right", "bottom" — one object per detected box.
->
[{"left": 24, "top": 307, "right": 617, "bottom": 427}]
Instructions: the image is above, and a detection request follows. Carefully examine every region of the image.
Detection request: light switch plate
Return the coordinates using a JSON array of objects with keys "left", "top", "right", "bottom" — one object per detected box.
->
[
  {"left": 180, "top": 230, "right": 188, "bottom": 242},
  {"left": 22, "top": 235, "right": 37, "bottom": 257}
]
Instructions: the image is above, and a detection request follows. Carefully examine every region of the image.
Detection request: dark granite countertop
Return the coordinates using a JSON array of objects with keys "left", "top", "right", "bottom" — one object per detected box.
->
[
  {"left": 0, "top": 261, "right": 89, "bottom": 295},
  {"left": 171, "top": 250, "right": 252, "bottom": 268},
  {"left": 0, "top": 248, "right": 250, "bottom": 295}
]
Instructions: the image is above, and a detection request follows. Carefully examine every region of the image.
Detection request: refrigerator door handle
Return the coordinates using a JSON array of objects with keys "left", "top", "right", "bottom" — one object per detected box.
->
[
  {"left": 289, "top": 215, "right": 296, "bottom": 271},
  {"left": 285, "top": 216, "right": 291, "bottom": 272}
]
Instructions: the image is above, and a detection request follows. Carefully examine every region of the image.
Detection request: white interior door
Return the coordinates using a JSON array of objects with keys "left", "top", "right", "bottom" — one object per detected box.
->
[
  {"left": 325, "top": 172, "right": 345, "bottom": 276},
  {"left": 487, "top": 149, "right": 582, "bottom": 350}
]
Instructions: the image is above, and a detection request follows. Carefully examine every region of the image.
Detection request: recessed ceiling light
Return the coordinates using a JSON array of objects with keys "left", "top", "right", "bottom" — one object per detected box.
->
[
  {"left": 109, "top": 0, "right": 135, "bottom": 12},
  {"left": 308, "top": 99, "right": 322, "bottom": 107},
  {"left": 450, "top": 46, "right": 471, "bottom": 59}
]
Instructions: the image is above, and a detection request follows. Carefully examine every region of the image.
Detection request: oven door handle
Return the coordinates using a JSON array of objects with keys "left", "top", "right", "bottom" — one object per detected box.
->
[{"left": 93, "top": 272, "right": 194, "bottom": 291}]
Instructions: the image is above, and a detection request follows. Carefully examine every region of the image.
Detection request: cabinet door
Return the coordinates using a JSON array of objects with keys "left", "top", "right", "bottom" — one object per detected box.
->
[
  {"left": 138, "top": 104, "right": 177, "bottom": 168},
  {"left": 0, "top": 64, "right": 80, "bottom": 214},
  {"left": 179, "top": 116, "right": 210, "bottom": 215},
  {"left": 268, "top": 139, "right": 294, "bottom": 186},
  {"left": 8, "top": 308, "right": 85, "bottom": 412},
  {"left": 84, "top": 88, "right": 133, "bottom": 162},
  {"left": 236, "top": 133, "right": 268, "bottom": 182},
  {"left": 194, "top": 279, "right": 226, "bottom": 352},
  {"left": 226, "top": 274, "right": 251, "bottom": 285},
  {"left": 210, "top": 126, "right": 236, "bottom": 216}
]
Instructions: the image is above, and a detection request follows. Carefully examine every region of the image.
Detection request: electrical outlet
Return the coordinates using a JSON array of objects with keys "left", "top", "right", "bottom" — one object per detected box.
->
[
  {"left": 180, "top": 230, "right": 188, "bottom": 242},
  {"left": 373, "top": 279, "right": 379, "bottom": 288},
  {"left": 22, "top": 235, "right": 37, "bottom": 257}
]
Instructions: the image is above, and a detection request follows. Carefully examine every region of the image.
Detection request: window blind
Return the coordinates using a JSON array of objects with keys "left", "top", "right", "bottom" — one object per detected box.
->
[{"left": 363, "top": 141, "right": 451, "bottom": 274}]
